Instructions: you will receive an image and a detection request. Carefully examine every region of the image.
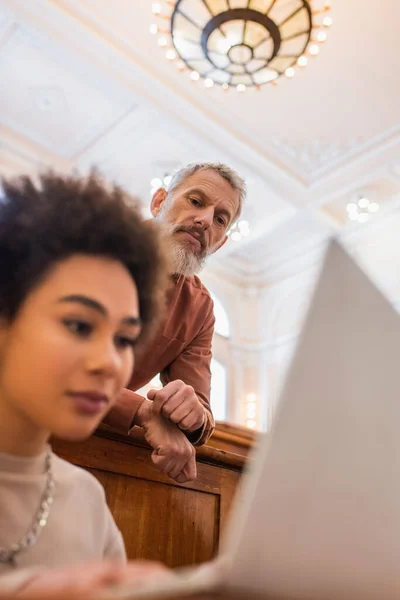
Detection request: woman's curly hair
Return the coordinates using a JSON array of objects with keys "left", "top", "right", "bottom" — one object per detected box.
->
[{"left": 0, "top": 171, "right": 169, "bottom": 345}]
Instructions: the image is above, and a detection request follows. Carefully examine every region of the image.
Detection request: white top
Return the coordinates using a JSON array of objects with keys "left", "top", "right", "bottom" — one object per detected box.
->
[{"left": 0, "top": 447, "right": 125, "bottom": 592}]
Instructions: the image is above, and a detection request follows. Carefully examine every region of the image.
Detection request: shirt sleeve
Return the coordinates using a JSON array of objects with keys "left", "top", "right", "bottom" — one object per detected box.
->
[
  {"left": 159, "top": 298, "right": 215, "bottom": 446},
  {"left": 102, "top": 389, "right": 145, "bottom": 434}
]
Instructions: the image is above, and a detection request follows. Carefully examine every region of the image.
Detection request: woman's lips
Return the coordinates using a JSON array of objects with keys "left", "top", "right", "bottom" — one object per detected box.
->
[{"left": 67, "top": 391, "right": 108, "bottom": 416}]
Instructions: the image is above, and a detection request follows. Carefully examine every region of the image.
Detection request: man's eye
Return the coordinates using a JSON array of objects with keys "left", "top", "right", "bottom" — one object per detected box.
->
[
  {"left": 63, "top": 319, "right": 92, "bottom": 337},
  {"left": 216, "top": 216, "right": 226, "bottom": 227},
  {"left": 115, "top": 336, "right": 137, "bottom": 350},
  {"left": 190, "top": 198, "right": 201, "bottom": 207}
]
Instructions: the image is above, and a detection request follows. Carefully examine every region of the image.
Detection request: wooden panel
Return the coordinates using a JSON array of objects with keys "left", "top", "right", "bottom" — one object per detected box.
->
[
  {"left": 90, "top": 468, "right": 219, "bottom": 567},
  {"left": 52, "top": 428, "right": 246, "bottom": 569}
]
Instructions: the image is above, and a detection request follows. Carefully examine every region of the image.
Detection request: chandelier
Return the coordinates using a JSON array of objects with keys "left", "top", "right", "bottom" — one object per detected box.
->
[
  {"left": 346, "top": 197, "right": 380, "bottom": 225},
  {"left": 228, "top": 219, "right": 250, "bottom": 241},
  {"left": 150, "top": 0, "right": 332, "bottom": 91}
]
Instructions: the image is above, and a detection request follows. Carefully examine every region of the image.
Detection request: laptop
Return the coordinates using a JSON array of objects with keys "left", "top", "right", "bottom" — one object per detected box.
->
[{"left": 101, "top": 240, "right": 400, "bottom": 599}]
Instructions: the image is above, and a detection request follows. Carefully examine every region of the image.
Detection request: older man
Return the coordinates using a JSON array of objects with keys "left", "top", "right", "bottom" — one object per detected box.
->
[{"left": 104, "top": 162, "right": 245, "bottom": 482}]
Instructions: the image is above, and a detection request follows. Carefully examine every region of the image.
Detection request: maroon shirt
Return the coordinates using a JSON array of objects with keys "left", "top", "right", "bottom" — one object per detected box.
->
[{"left": 104, "top": 274, "right": 215, "bottom": 445}]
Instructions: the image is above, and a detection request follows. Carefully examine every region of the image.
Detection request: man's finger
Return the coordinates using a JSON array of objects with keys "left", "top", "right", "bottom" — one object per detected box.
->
[
  {"left": 149, "top": 389, "right": 174, "bottom": 414},
  {"left": 161, "top": 395, "right": 187, "bottom": 420},
  {"left": 151, "top": 452, "right": 171, "bottom": 472},
  {"left": 167, "top": 458, "right": 188, "bottom": 481},
  {"left": 147, "top": 389, "right": 167, "bottom": 413},
  {"left": 151, "top": 452, "right": 185, "bottom": 479},
  {"left": 183, "top": 455, "right": 197, "bottom": 481},
  {"left": 148, "top": 381, "right": 186, "bottom": 413},
  {"left": 162, "top": 457, "right": 185, "bottom": 479},
  {"left": 169, "top": 404, "right": 192, "bottom": 425},
  {"left": 175, "top": 472, "right": 189, "bottom": 484},
  {"left": 147, "top": 388, "right": 157, "bottom": 401},
  {"left": 179, "top": 412, "right": 203, "bottom": 431}
]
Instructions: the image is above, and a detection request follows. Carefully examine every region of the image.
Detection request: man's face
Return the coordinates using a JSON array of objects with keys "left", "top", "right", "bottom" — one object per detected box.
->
[{"left": 151, "top": 169, "right": 240, "bottom": 275}]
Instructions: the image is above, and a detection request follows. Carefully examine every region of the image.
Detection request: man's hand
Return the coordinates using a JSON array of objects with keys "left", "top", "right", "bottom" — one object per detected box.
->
[
  {"left": 147, "top": 380, "right": 206, "bottom": 433},
  {"left": 136, "top": 398, "right": 197, "bottom": 484}
]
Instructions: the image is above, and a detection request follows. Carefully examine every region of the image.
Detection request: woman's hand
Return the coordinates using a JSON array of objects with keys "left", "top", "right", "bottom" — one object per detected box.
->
[{"left": 17, "top": 559, "right": 169, "bottom": 599}]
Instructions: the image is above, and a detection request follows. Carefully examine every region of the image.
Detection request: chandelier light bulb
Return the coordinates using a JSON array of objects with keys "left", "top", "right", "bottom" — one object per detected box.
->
[
  {"left": 150, "top": 178, "right": 162, "bottom": 189},
  {"left": 346, "top": 196, "right": 379, "bottom": 225},
  {"left": 152, "top": 3, "right": 161, "bottom": 15},
  {"left": 317, "top": 30, "right": 327, "bottom": 42},
  {"left": 149, "top": 24, "right": 158, "bottom": 35},
  {"left": 158, "top": 36, "right": 168, "bottom": 47},
  {"left": 358, "top": 197, "right": 369, "bottom": 209},
  {"left": 285, "top": 67, "right": 295, "bottom": 78},
  {"left": 346, "top": 202, "right": 358, "bottom": 213},
  {"left": 238, "top": 220, "right": 250, "bottom": 236},
  {"left": 190, "top": 71, "right": 200, "bottom": 81},
  {"left": 237, "top": 84, "right": 246, "bottom": 92},
  {"left": 166, "top": 49, "right": 176, "bottom": 60},
  {"left": 222, "top": 83, "right": 229, "bottom": 90},
  {"left": 309, "top": 44, "right": 320, "bottom": 56},
  {"left": 297, "top": 55, "right": 307, "bottom": 67},
  {"left": 368, "top": 202, "right": 380, "bottom": 213},
  {"left": 231, "top": 231, "right": 242, "bottom": 242},
  {"left": 323, "top": 16, "right": 333, "bottom": 27},
  {"left": 204, "top": 77, "right": 214, "bottom": 88}
]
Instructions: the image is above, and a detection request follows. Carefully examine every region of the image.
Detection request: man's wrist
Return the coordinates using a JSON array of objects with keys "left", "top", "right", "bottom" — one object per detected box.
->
[{"left": 134, "top": 398, "right": 152, "bottom": 427}]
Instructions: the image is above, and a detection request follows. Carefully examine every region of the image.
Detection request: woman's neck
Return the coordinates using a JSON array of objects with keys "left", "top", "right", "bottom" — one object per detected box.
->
[{"left": 0, "top": 397, "right": 49, "bottom": 457}]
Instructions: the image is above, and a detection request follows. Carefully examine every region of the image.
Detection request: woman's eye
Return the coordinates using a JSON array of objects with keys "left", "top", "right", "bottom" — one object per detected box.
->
[
  {"left": 63, "top": 319, "right": 92, "bottom": 337},
  {"left": 115, "top": 336, "right": 137, "bottom": 350}
]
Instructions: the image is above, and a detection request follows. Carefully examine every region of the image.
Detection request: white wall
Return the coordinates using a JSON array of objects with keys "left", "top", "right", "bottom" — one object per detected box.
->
[{"left": 202, "top": 201, "right": 400, "bottom": 431}]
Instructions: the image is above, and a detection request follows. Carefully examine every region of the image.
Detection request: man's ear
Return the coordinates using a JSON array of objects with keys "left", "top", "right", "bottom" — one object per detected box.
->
[
  {"left": 212, "top": 234, "right": 228, "bottom": 254},
  {"left": 150, "top": 188, "right": 168, "bottom": 217}
]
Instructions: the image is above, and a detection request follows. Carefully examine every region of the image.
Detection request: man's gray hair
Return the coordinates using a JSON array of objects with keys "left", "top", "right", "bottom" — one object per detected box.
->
[{"left": 166, "top": 162, "right": 246, "bottom": 221}]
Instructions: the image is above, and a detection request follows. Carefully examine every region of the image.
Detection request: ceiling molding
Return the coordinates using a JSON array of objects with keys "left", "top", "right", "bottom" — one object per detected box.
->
[{"left": 0, "top": 123, "right": 73, "bottom": 173}]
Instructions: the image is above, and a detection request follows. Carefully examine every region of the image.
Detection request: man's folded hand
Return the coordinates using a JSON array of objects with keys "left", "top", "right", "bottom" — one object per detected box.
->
[
  {"left": 135, "top": 398, "right": 197, "bottom": 483},
  {"left": 148, "top": 380, "right": 205, "bottom": 433}
]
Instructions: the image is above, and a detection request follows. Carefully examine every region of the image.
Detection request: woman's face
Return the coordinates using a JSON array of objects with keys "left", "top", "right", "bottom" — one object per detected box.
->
[{"left": 0, "top": 255, "right": 140, "bottom": 441}]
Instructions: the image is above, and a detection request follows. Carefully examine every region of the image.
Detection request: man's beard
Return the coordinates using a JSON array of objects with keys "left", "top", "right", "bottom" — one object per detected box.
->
[
  {"left": 158, "top": 220, "right": 210, "bottom": 276},
  {"left": 168, "top": 241, "right": 207, "bottom": 276}
]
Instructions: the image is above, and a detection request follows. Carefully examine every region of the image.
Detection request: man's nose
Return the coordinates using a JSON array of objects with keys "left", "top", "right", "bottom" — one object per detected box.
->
[{"left": 193, "top": 207, "right": 213, "bottom": 229}]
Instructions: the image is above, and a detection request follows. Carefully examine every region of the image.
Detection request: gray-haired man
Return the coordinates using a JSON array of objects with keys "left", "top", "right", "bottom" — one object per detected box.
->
[{"left": 105, "top": 162, "right": 246, "bottom": 482}]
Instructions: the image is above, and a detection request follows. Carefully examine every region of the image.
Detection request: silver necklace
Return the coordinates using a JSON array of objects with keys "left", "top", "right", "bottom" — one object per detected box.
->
[{"left": 0, "top": 447, "right": 55, "bottom": 567}]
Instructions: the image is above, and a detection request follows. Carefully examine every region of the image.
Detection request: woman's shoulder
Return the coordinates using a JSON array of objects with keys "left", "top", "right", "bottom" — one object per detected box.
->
[{"left": 52, "top": 452, "right": 106, "bottom": 499}]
